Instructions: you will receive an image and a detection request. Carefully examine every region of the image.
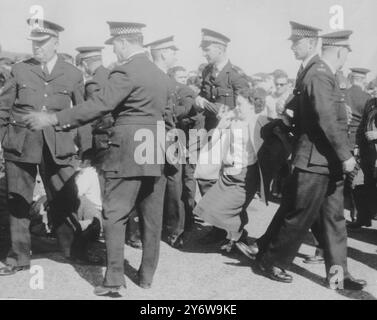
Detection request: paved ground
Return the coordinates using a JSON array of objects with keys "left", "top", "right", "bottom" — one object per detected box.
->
[{"left": 0, "top": 198, "right": 376, "bottom": 300}]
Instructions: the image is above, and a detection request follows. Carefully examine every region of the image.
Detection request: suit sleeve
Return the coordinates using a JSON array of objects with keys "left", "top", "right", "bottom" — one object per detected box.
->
[
  {"left": 307, "top": 74, "right": 352, "bottom": 162},
  {"left": 175, "top": 85, "right": 196, "bottom": 121},
  {"left": 356, "top": 98, "right": 376, "bottom": 147},
  {"left": 0, "top": 68, "right": 17, "bottom": 141},
  {"left": 57, "top": 68, "right": 134, "bottom": 128}
]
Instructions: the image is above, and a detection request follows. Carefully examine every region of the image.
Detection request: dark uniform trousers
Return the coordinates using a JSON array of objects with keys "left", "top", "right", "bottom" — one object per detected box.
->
[
  {"left": 97, "top": 169, "right": 141, "bottom": 244},
  {"left": 258, "top": 168, "right": 349, "bottom": 278},
  {"left": 182, "top": 162, "right": 197, "bottom": 228},
  {"left": 354, "top": 98, "right": 377, "bottom": 224},
  {"left": 257, "top": 56, "right": 352, "bottom": 280},
  {"left": 0, "top": 56, "right": 90, "bottom": 266},
  {"left": 54, "top": 53, "right": 173, "bottom": 287},
  {"left": 5, "top": 141, "right": 76, "bottom": 266},
  {"left": 163, "top": 164, "right": 185, "bottom": 239},
  {"left": 102, "top": 173, "right": 166, "bottom": 287},
  {"left": 161, "top": 76, "right": 194, "bottom": 241}
]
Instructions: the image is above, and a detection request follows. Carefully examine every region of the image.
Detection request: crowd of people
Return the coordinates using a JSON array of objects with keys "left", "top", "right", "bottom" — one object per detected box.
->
[{"left": 0, "top": 17, "right": 376, "bottom": 297}]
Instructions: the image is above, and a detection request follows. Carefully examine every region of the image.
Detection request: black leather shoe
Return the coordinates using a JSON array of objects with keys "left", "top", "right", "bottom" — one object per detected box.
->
[
  {"left": 327, "top": 276, "right": 367, "bottom": 291},
  {"left": 347, "top": 220, "right": 372, "bottom": 231},
  {"left": 343, "top": 277, "right": 367, "bottom": 291},
  {"left": 303, "top": 255, "right": 325, "bottom": 264},
  {"left": 303, "top": 248, "right": 324, "bottom": 264},
  {"left": 126, "top": 239, "right": 142, "bottom": 250},
  {"left": 198, "top": 227, "right": 226, "bottom": 245},
  {"left": 0, "top": 265, "right": 30, "bottom": 276},
  {"left": 167, "top": 235, "right": 184, "bottom": 249},
  {"left": 94, "top": 285, "right": 126, "bottom": 297},
  {"left": 235, "top": 241, "right": 258, "bottom": 260},
  {"left": 220, "top": 240, "right": 236, "bottom": 253},
  {"left": 139, "top": 281, "right": 152, "bottom": 289},
  {"left": 258, "top": 261, "right": 293, "bottom": 283}
]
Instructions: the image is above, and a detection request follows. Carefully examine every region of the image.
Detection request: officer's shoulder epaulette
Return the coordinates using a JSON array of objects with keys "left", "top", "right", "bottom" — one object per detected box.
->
[
  {"left": 61, "top": 60, "right": 83, "bottom": 74},
  {"left": 15, "top": 56, "right": 38, "bottom": 66},
  {"left": 314, "top": 62, "right": 331, "bottom": 75},
  {"left": 231, "top": 64, "right": 244, "bottom": 74}
]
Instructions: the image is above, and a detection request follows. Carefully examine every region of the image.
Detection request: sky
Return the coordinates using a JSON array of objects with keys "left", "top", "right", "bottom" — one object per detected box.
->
[{"left": 0, "top": 0, "right": 376, "bottom": 79}]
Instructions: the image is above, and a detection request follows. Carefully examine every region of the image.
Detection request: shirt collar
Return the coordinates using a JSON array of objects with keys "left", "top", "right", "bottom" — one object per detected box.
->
[
  {"left": 214, "top": 59, "right": 229, "bottom": 73},
  {"left": 125, "top": 50, "right": 146, "bottom": 61},
  {"left": 44, "top": 54, "right": 58, "bottom": 73},
  {"left": 321, "top": 58, "right": 337, "bottom": 75},
  {"left": 302, "top": 53, "right": 317, "bottom": 69}
]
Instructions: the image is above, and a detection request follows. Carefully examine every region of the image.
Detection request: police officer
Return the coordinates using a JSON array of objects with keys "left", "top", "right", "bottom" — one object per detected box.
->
[
  {"left": 0, "top": 19, "right": 90, "bottom": 276},
  {"left": 350, "top": 84, "right": 377, "bottom": 230},
  {"left": 255, "top": 25, "right": 366, "bottom": 291},
  {"left": 195, "top": 28, "right": 249, "bottom": 244},
  {"left": 169, "top": 66, "right": 204, "bottom": 232},
  {"left": 145, "top": 36, "right": 192, "bottom": 248},
  {"left": 344, "top": 68, "right": 373, "bottom": 230},
  {"left": 23, "top": 21, "right": 170, "bottom": 297}
]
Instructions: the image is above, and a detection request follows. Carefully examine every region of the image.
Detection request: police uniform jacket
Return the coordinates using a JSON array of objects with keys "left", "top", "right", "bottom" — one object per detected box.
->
[
  {"left": 199, "top": 61, "right": 248, "bottom": 131},
  {"left": 346, "top": 84, "right": 371, "bottom": 146},
  {"left": 291, "top": 56, "right": 352, "bottom": 178},
  {"left": 0, "top": 56, "right": 88, "bottom": 165},
  {"left": 56, "top": 52, "right": 170, "bottom": 178}
]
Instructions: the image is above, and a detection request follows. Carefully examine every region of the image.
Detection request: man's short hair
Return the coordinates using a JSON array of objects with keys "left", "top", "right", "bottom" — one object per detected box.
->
[
  {"left": 118, "top": 33, "right": 144, "bottom": 46},
  {"left": 272, "top": 69, "right": 288, "bottom": 81}
]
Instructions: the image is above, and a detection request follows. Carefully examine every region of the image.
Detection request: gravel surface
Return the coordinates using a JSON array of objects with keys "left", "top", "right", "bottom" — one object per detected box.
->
[{"left": 0, "top": 199, "right": 376, "bottom": 300}]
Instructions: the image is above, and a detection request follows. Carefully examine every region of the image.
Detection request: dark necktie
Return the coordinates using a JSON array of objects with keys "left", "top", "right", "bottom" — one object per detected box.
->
[
  {"left": 297, "top": 64, "right": 304, "bottom": 79},
  {"left": 42, "top": 63, "right": 49, "bottom": 77},
  {"left": 211, "top": 65, "right": 218, "bottom": 80}
]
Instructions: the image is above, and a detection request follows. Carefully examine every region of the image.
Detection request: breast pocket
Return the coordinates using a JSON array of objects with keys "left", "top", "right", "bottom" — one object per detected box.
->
[
  {"left": 53, "top": 85, "right": 72, "bottom": 110},
  {"left": 17, "top": 83, "right": 37, "bottom": 105}
]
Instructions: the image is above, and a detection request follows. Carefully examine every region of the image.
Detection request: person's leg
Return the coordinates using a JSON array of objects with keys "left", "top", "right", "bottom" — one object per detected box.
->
[
  {"left": 163, "top": 164, "right": 185, "bottom": 244},
  {"left": 320, "top": 180, "right": 348, "bottom": 278},
  {"left": 137, "top": 175, "right": 167, "bottom": 287},
  {"left": 302, "top": 218, "right": 325, "bottom": 264},
  {"left": 260, "top": 170, "right": 328, "bottom": 271},
  {"left": 196, "top": 178, "right": 227, "bottom": 243},
  {"left": 71, "top": 196, "right": 102, "bottom": 259},
  {"left": 0, "top": 176, "right": 11, "bottom": 260},
  {"left": 125, "top": 209, "right": 141, "bottom": 248},
  {"left": 349, "top": 164, "right": 376, "bottom": 227},
  {"left": 72, "top": 217, "right": 101, "bottom": 261},
  {"left": 4, "top": 161, "right": 36, "bottom": 268},
  {"left": 182, "top": 162, "right": 197, "bottom": 230},
  {"left": 38, "top": 143, "right": 78, "bottom": 258},
  {"left": 256, "top": 173, "right": 296, "bottom": 255},
  {"left": 102, "top": 177, "right": 142, "bottom": 287}
]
